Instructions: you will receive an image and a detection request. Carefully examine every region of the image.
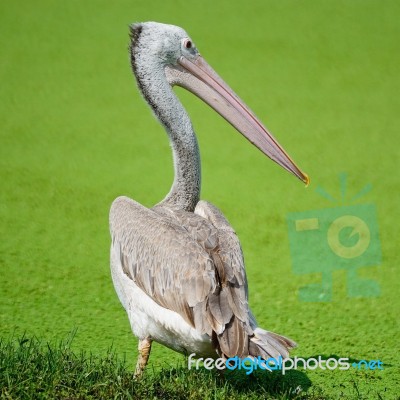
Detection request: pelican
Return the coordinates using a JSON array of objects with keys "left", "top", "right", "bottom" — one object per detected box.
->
[{"left": 110, "top": 22, "right": 309, "bottom": 377}]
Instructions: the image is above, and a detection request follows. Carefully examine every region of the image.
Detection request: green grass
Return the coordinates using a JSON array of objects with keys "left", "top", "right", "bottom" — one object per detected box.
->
[
  {"left": 1, "top": 0, "right": 399, "bottom": 398},
  {"left": 0, "top": 333, "right": 350, "bottom": 399}
]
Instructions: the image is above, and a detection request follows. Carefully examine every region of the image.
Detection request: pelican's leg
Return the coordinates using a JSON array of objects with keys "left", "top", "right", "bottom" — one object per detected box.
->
[{"left": 134, "top": 337, "right": 152, "bottom": 378}]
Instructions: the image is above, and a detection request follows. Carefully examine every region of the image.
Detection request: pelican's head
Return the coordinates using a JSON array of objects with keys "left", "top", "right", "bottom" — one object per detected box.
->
[
  {"left": 130, "top": 22, "right": 309, "bottom": 185},
  {"left": 130, "top": 22, "right": 199, "bottom": 66}
]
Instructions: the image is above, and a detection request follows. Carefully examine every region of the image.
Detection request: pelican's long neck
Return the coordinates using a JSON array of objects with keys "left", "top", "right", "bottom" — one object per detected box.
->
[{"left": 131, "top": 41, "right": 201, "bottom": 212}]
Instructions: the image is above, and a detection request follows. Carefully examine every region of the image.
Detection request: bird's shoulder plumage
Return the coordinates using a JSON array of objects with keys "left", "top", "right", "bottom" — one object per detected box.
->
[{"left": 109, "top": 195, "right": 252, "bottom": 357}]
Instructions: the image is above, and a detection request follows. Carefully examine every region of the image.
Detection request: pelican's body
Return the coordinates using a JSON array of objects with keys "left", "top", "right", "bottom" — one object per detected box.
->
[
  {"left": 111, "top": 201, "right": 237, "bottom": 359},
  {"left": 110, "top": 22, "right": 309, "bottom": 376}
]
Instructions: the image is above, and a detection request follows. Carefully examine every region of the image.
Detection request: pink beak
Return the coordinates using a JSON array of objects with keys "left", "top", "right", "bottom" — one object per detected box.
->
[{"left": 165, "top": 55, "right": 309, "bottom": 185}]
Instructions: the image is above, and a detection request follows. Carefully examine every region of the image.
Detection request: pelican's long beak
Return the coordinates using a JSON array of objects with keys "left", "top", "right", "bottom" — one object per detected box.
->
[{"left": 165, "top": 55, "right": 309, "bottom": 185}]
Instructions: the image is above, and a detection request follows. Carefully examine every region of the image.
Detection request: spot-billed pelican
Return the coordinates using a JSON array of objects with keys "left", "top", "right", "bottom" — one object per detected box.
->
[{"left": 110, "top": 22, "right": 309, "bottom": 377}]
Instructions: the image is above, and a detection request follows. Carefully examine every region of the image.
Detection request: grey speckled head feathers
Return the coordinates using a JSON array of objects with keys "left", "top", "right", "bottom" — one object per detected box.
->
[{"left": 130, "top": 22, "right": 199, "bottom": 69}]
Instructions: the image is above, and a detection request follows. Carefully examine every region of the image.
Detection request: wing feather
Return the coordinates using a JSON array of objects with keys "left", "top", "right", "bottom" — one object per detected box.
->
[
  {"left": 111, "top": 196, "right": 296, "bottom": 360},
  {"left": 111, "top": 196, "right": 253, "bottom": 358},
  {"left": 110, "top": 196, "right": 217, "bottom": 329}
]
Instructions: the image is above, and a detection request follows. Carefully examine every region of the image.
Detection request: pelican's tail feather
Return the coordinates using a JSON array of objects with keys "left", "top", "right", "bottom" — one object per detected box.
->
[{"left": 248, "top": 327, "right": 296, "bottom": 359}]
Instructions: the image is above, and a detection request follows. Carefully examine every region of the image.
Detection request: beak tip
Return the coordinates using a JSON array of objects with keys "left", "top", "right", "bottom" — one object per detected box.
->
[{"left": 303, "top": 173, "right": 310, "bottom": 187}]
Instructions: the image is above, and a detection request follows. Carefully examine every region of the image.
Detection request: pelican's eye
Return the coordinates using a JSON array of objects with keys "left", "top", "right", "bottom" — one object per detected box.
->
[{"left": 183, "top": 39, "right": 192, "bottom": 49}]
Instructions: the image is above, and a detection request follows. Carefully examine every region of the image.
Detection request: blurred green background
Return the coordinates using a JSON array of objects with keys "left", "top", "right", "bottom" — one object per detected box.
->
[{"left": 1, "top": 0, "right": 399, "bottom": 397}]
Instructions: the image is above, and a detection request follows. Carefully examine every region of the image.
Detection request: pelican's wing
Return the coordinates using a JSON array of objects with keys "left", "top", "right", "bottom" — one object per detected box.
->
[
  {"left": 110, "top": 196, "right": 252, "bottom": 357},
  {"left": 191, "top": 200, "right": 254, "bottom": 356},
  {"left": 193, "top": 201, "right": 296, "bottom": 359},
  {"left": 110, "top": 196, "right": 218, "bottom": 326}
]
